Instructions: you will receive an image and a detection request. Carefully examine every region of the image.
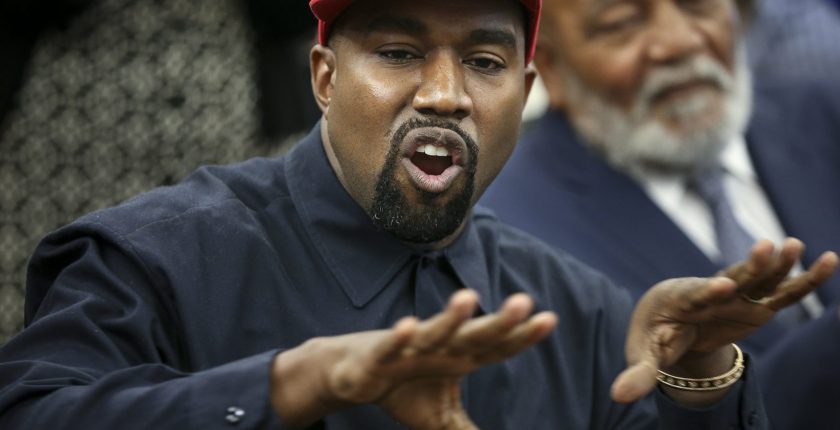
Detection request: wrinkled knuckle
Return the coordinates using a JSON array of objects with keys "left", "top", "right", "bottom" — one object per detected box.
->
[
  {"left": 329, "top": 371, "right": 362, "bottom": 401},
  {"left": 781, "top": 290, "right": 804, "bottom": 304},
  {"left": 675, "top": 301, "right": 697, "bottom": 314}
]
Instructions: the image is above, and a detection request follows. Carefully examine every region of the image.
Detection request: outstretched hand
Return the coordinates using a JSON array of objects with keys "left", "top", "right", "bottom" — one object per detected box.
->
[
  {"left": 612, "top": 238, "right": 838, "bottom": 405},
  {"left": 271, "top": 289, "right": 557, "bottom": 429}
]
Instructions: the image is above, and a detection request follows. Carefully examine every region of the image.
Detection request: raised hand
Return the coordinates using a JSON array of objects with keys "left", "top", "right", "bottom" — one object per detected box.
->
[
  {"left": 611, "top": 238, "right": 838, "bottom": 405},
  {"left": 270, "top": 289, "right": 557, "bottom": 429}
]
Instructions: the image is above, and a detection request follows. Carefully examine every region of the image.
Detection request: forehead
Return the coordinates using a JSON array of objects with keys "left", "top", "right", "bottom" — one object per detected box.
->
[
  {"left": 541, "top": 0, "right": 595, "bottom": 11},
  {"left": 550, "top": 0, "right": 732, "bottom": 15},
  {"left": 543, "top": 0, "right": 619, "bottom": 17},
  {"left": 333, "top": 0, "right": 526, "bottom": 44}
]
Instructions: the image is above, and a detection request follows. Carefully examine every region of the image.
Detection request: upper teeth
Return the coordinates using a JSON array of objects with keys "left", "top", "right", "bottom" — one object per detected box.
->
[{"left": 417, "top": 144, "right": 450, "bottom": 157}]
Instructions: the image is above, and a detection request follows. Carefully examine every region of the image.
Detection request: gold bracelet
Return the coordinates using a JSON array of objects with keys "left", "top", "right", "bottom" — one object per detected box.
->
[{"left": 656, "top": 344, "right": 745, "bottom": 391}]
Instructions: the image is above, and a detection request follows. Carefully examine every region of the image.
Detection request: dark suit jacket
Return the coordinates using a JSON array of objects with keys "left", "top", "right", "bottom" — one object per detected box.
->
[{"left": 481, "top": 83, "right": 840, "bottom": 430}]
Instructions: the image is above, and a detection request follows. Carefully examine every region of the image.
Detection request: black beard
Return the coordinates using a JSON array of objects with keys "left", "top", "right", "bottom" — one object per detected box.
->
[{"left": 369, "top": 118, "right": 478, "bottom": 244}]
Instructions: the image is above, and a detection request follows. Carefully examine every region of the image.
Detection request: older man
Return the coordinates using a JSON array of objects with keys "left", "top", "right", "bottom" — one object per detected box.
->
[
  {"left": 1, "top": 0, "right": 835, "bottom": 429},
  {"left": 482, "top": 0, "right": 840, "bottom": 428}
]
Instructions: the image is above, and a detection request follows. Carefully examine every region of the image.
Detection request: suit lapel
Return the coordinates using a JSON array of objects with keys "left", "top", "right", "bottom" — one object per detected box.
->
[
  {"left": 747, "top": 92, "right": 840, "bottom": 303},
  {"left": 547, "top": 112, "right": 720, "bottom": 284}
]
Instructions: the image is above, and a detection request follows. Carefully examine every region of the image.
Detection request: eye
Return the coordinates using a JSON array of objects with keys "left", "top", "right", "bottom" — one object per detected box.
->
[
  {"left": 378, "top": 49, "right": 421, "bottom": 63},
  {"left": 596, "top": 14, "right": 643, "bottom": 34},
  {"left": 465, "top": 56, "right": 506, "bottom": 73},
  {"left": 590, "top": 4, "right": 645, "bottom": 36}
]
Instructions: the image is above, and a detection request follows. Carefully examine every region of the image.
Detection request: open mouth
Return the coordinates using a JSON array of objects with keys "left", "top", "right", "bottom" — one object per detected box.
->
[
  {"left": 399, "top": 127, "right": 467, "bottom": 194},
  {"left": 410, "top": 143, "right": 454, "bottom": 176}
]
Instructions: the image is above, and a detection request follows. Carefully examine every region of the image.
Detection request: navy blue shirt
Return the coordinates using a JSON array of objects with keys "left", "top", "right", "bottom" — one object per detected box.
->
[{"left": 0, "top": 125, "right": 766, "bottom": 429}]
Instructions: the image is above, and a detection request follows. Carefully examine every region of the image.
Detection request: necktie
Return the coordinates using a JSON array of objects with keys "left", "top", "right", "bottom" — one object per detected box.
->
[
  {"left": 412, "top": 253, "right": 463, "bottom": 319},
  {"left": 410, "top": 253, "right": 479, "bottom": 414},
  {"left": 689, "top": 169, "right": 756, "bottom": 266},
  {"left": 689, "top": 168, "right": 809, "bottom": 326}
]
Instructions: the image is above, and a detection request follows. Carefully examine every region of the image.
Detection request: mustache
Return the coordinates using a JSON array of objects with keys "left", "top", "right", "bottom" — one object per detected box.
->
[
  {"left": 391, "top": 117, "right": 478, "bottom": 160},
  {"left": 637, "top": 55, "right": 733, "bottom": 111}
]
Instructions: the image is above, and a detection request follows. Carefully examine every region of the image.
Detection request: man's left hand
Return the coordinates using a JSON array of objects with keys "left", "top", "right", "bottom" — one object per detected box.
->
[{"left": 611, "top": 238, "right": 838, "bottom": 405}]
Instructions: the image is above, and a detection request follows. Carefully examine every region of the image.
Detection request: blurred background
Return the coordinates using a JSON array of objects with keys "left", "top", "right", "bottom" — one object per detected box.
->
[{"left": 0, "top": 0, "right": 320, "bottom": 344}]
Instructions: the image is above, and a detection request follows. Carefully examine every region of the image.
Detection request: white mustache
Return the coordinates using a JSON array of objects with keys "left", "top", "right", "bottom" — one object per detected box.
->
[{"left": 636, "top": 56, "right": 733, "bottom": 114}]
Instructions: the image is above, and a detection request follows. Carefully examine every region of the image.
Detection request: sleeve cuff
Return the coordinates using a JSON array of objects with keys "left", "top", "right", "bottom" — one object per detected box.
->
[
  {"left": 654, "top": 354, "right": 767, "bottom": 429},
  {"left": 188, "top": 349, "right": 285, "bottom": 429}
]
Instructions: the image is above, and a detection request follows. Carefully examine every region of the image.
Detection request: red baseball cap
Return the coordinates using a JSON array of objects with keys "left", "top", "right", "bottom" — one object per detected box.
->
[{"left": 309, "top": 0, "right": 541, "bottom": 64}]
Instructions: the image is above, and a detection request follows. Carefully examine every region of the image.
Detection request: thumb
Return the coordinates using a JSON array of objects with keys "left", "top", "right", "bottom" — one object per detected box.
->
[
  {"left": 446, "top": 409, "right": 479, "bottom": 430},
  {"left": 611, "top": 357, "right": 659, "bottom": 404}
]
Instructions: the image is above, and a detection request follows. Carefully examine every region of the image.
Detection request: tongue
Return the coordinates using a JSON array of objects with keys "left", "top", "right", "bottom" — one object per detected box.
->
[{"left": 411, "top": 152, "right": 452, "bottom": 176}]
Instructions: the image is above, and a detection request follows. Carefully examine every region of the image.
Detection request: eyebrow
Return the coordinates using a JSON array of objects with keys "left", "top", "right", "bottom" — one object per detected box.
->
[
  {"left": 365, "top": 15, "right": 429, "bottom": 37},
  {"left": 365, "top": 15, "right": 518, "bottom": 50},
  {"left": 466, "top": 28, "right": 518, "bottom": 50}
]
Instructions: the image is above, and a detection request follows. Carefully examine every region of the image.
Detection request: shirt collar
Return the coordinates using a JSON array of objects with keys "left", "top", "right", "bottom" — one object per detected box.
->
[
  {"left": 630, "top": 134, "right": 756, "bottom": 206},
  {"left": 285, "top": 124, "right": 492, "bottom": 311},
  {"left": 719, "top": 134, "right": 758, "bottom": 185}
]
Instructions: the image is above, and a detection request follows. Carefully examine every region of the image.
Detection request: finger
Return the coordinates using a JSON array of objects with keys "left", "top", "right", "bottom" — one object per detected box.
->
[
  {"left": 474, "top": 311, "right": 558, "bottom": 362},
  {"left": 763, "top": 251, "right": 839, "bottom": 311},
  {"left": 612, "top": 322, "right": 693, "bottom": 404},
  {"left": 670, "top": 277, "right": 738, "bottom": 316},
  {"left": 374, "top": 316, "right": 419, "bottom": 364},
  {"left": 611, "top": 354, "right": 659, "bottom": 404},
  {"left": 409, "top": 289, "right": 480, "bottom": 353},
  {"left": 447, "top": 293, "right": 534, "bottom": 354},
  {"left": 743, "top": 238, "right": 803, "bottom": 299},
  {"left": 444, "top": 407, "right": 479, "bottom": 430},
  {"left": 718, "top": 240, "right": 776, "bottom": 287}
]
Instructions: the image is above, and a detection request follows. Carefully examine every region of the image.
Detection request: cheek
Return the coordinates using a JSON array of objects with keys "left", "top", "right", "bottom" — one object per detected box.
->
[
  {"left": 471, "top": 92, "right": 523, "bottom": 193},
  {"left": 701, "top": 22, "right": 736, "bottom": 72},
  {"left": 555, "top": 15, "right": 644, "bottom": 108},
  {"left": 332, "top": 71, "right": 402, "bottom": 137},
  {"left": 329, "top": 65, "right": 414, "bottom": 177},
  {"left": 578, "top": 49, "right": 644, "bottom": 107}
]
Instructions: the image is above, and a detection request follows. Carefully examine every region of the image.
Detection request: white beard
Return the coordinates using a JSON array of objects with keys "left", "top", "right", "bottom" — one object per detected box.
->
[{"left": 562, "top": 50, "right": 753, "bottom": 176}]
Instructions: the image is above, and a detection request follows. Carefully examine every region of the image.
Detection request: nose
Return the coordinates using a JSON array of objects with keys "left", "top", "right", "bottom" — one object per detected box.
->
[
  {"left": 412, "top": 51, "right": 473, "bottom": 120},
  {"left": 645, "top": 4, "right": 705, "bottom": 64}
]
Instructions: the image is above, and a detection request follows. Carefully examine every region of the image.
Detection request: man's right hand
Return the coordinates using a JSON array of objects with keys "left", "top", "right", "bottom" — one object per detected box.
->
[{"left": 269, "top": 289, "right": 558, "bottom": 429}]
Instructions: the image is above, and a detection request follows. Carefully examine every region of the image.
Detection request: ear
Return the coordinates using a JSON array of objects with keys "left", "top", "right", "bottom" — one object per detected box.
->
[
  {"left": 532, "top": 41, "right": 568, "bottom": 110},
  {"left": 310, "top": 44, "right": 337, "bottom": 115},
  {"left": 523, "top": 64, "right": 538, "bottom": 103}
]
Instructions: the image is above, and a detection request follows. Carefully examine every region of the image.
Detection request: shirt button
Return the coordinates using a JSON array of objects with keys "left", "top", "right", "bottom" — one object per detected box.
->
[{"left": 226, "top": 406, "right": 245, "bottom": 425}]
